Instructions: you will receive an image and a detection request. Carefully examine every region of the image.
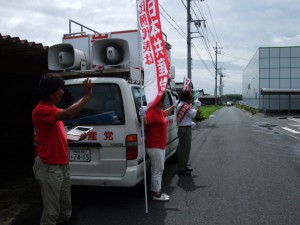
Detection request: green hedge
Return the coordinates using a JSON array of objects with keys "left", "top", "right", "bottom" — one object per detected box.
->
[
  {"left": 194, "top": 105, "right": 223, "bottom": 122},
  {"left": 235, "top": 104, "right": 258, "bottom": 115}
]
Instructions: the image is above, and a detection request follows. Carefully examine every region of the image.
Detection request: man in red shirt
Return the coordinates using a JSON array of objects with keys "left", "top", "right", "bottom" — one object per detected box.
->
[
  {"left": 144, "top": 94, "right": 176, "bottom": 201},
  {"left": 32, "top": 73, "right": 92, "bottom": 225}
]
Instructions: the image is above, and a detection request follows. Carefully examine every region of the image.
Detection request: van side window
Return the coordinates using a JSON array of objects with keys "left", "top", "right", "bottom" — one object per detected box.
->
[{"left": 165, "top": 91, "right": 175, "bottom": 115}]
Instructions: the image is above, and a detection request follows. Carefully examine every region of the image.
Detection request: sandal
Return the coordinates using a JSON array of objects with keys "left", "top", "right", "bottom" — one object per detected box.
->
[{"left": 152, "top": 193, "right": 170, "bottom": 201}]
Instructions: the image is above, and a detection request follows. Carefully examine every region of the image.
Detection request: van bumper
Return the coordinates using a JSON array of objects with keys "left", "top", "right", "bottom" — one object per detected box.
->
[{"left": 70, "top": 163, "right": 145, "bottom": 187}]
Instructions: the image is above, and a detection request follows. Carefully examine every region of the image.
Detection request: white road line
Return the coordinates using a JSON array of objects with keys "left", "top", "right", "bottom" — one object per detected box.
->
[
  {"left": 288, "top": 118, "right": 300, "bottom": 122},
  {"left": 290, "top": 124, "right": 300, "bottom": 127},
  {"left": 282, "top": 127, "right": 300, "bottom": 134}
]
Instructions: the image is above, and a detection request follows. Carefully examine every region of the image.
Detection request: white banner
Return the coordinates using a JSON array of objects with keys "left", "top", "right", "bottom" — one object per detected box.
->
[{"left": 138, "top": 0, "right": 170, "bottom": 109}]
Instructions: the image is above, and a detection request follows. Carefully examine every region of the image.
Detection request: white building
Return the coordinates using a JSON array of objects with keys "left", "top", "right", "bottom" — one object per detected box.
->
[{"left": 243, "top": 46, "right": 300, "bottom": 112}]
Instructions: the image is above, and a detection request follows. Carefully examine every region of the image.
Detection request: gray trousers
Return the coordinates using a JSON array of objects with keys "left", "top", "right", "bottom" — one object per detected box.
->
[
  {"left": 178, "top": 126, "right": 192, "bottom": 171},
  {"left": 33, "top": 157, "right": 72, "bottom": 225},
  {"left": 147, "top": 148, "right": 165, "bottom": 193}
]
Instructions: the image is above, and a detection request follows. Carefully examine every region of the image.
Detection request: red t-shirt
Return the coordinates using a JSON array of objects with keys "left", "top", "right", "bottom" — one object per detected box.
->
[
  {"left": 32, "top": 101, "right": 69, "bottom": 164},
  {"left": 145, "top": 107, "right": 167, "bottom": 149}
]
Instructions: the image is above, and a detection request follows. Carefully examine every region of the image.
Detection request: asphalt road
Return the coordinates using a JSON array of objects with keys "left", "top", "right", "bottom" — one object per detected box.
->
[{"left": 11, "top": 107, "right": 300, "bottom": 225}]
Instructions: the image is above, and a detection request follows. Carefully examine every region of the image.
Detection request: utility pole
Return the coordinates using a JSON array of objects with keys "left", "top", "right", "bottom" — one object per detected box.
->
[
  {"left": 219, "top": 71, "right": 224, "bottom": 102},
  {"left": 187, "top": 0, "right": 192, "bottom": 79},
  {"left": 221, "top": 75, "right": 224, "bottom": 96},
  {"left": 214, "top": 42, "right": 222, "bottom": 105},
  {"left": 218, "top": 68, "right": 225, "bottom": 97},
  {"left": 187, "top": 0, "right": 205, "bottom": 80}
]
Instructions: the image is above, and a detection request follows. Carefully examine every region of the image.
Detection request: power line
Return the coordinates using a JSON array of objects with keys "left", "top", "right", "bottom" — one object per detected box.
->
[
  {"left": 204, "top": 0, "right": 222, "bottom": 47},
  {"left": 159, "top": 4, "right": 186, "bottom": 37},
  {"left": 161, "top": 0, "right": 213, "bottom": 76},
  {"left": 191, "top": 42, "right": 214, "bottom": 77},
  {"left": 189, "top": 1, "right": 216, "bottom": 64},
  {"left": 159, "top": 0, "right": 222, "bottom": 81},
  {"left": 159, "top": 12, "right": 186, "bottom": 40}
]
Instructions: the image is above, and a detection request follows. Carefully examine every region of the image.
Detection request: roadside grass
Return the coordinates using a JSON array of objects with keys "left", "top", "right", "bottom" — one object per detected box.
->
[
  {"left": 195, "top": 105, "right": 223, "bottom": 122},
  {"left": 235, "top": 104, "right": 258, "bottom": 115}
]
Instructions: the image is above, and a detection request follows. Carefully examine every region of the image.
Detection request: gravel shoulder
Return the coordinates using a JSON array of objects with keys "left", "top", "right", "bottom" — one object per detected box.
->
[{"left": 0, "top": 177, "right": 41, "bottom": 225}]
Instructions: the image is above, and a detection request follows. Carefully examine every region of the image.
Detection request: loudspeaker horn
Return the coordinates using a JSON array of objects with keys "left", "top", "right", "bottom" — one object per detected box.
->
[
  {"left": 48, "top": 43, "right": 89, "bottom": 71},
  {"left": 91, "top": 38, "right": 130, "bottom": 69}
]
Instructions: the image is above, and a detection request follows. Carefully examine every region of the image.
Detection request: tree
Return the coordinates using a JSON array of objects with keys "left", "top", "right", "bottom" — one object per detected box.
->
[{"left": 224, "top": 94, "right": 242, "bottom": 102}]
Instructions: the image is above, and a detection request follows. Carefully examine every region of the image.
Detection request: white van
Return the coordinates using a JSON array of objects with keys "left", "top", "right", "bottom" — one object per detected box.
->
[{"left": 56, "top": 70, "right": 179, "bottom": 187}]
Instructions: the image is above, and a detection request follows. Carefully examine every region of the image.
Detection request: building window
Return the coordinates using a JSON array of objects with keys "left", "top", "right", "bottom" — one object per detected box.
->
[
  {"left": 270, "top": 58, "right": 279, "bottom": 68},
  {"left": 260, "top": 79, "right": 269, "bottom": 88},
  {"left": 280, "top": 58, "right": 290, "bottom": 67},
  {"left": 260, "top": 58, "right": 269, "bottom": 68},
  {"left": 280, "top": 79, "right": 290, "bottom": 88},
  {"left": 291, "top": 68, "right": 300, "bottom": 78},
  {"left": 280, "top": 68, "right": 290, "bottom": 78},
  {"left": 270, "top": 68, "right": 279, "bottom": 78},
  {"left": 270, "top": 48, "right": 279, "bottom": 57},
  {"left": 291, "top": 47, "right": 300, "bottom": 57},
  {"left": 270, "top": 79, "right": 279, "bottom": 88},
  {"left": 291, "top": 58, "right": 300, "bottom": 67},
  {"left": 280, "top": 48, "right": 290, "bottom": 57},
  {"left": 260, "top": 68, "right": 269, "bottom": 78},
  {"left": 260, "top": 48, "right": 269, "bottom": 58}
]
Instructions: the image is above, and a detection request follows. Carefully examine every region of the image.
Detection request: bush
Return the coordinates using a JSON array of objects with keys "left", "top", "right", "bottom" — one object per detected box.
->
[
  {"left": 235, "top": 104, "right": 258, "bottom": 115},
  {"left": 194, "top": 105, "right": 223, "bottom": 122}
]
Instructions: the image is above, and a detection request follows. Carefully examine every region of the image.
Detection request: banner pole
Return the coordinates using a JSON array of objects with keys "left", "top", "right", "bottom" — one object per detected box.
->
[{"left": 136, "top": 0, "right": 148, "bottom": 214}]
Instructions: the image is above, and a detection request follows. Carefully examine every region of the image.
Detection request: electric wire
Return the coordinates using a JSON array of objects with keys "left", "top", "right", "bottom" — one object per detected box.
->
[
  {"left": 160, "top": 0, "right": 223, "bottom": 80},
  {"left": 204, "top": 0, "right": 222, "bottom": 47},
  {"left": 190, "top": 3, "right": 215, "bottom": 67},
  {"left": 159, "top": 4, "right": 186, "bottom": 37},
  {"left": 159, "top": 12, "right": 186, "bottom": 40}
]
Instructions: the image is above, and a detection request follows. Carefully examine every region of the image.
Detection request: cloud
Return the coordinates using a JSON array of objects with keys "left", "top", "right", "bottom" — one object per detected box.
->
[
  {"left": 1, "top": 0, "right": 300, "bottom": 95},
  {"left": 272, "top": 34, "right": 300, "bottom": 45}
]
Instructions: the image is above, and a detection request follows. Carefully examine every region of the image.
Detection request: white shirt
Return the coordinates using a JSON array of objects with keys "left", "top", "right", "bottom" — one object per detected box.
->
[{"left": 176, "top": 101, "right": 197, "bottom": 126}]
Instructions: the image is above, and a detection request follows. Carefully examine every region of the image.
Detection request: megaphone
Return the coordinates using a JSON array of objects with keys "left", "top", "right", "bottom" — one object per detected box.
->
[
  {"left": 91, "top": 38, "right": 130, "bottom": 69},
  {"left": 48, "top": 43, "right": 89, "bottom": 71}
]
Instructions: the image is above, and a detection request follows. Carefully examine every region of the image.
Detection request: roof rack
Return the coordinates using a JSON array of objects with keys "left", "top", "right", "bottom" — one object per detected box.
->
[{"left": 63, "top": 19, "right": 99, "bottom": 38}]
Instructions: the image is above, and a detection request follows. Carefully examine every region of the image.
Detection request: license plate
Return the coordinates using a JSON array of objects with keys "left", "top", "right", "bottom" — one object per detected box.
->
[{"left": 69, "top": 149, "right": 91, "bottom": 162}]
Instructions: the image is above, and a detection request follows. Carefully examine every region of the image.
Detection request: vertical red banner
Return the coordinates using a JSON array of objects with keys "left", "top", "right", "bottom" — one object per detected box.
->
[{"left": 138, "top": 0, "right": 170, "bottom": 109}]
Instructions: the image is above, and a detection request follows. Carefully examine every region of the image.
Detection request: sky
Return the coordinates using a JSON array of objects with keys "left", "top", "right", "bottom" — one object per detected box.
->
[{"left": 1, "top": 0, "right": 300, "bottom": 95}]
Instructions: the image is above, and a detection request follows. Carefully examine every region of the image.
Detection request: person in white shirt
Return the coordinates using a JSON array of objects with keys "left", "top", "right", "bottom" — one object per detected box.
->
[{"left": 176, "top": 90, "right": 200, "bottom": 175}]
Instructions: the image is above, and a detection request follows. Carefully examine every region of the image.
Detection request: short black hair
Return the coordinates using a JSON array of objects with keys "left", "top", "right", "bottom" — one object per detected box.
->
[
  {"left": 180, "top": 90, "right": 192, "bottom": 102},
  {"left": 37, "top": 73, "right": 65, "bottom": 101}
]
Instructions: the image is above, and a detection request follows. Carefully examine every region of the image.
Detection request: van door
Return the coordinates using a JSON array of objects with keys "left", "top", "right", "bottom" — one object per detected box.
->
[{"left": 164, "top": 90, "right": 179, "bottom": 159}]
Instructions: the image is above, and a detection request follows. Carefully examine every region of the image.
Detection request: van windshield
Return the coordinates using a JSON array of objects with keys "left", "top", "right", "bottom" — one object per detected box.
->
[{"left": 57, "top": 83, "right": 124, "bottom": 126}]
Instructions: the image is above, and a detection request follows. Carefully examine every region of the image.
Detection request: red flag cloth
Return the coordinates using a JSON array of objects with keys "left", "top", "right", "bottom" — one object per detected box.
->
[
  {"left": 138, "top": 0, "right": 170, "bottom": 109},
  {"left": 183, "top": 77, "right": 191, "bottom": 91}
]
